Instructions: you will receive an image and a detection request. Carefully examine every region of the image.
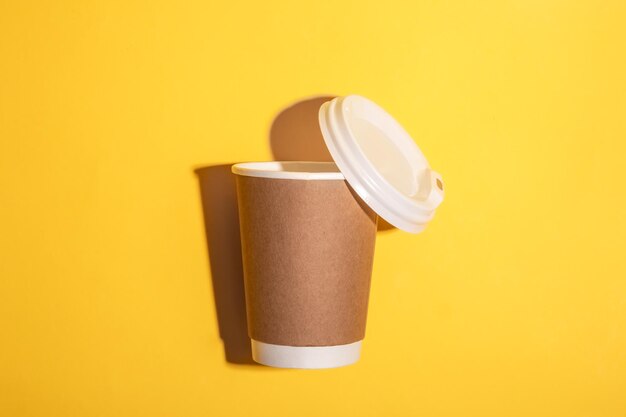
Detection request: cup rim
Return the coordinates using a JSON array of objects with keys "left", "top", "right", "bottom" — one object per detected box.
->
[{"left": 231, "top": 161, "right": 345, "bottom": 180}]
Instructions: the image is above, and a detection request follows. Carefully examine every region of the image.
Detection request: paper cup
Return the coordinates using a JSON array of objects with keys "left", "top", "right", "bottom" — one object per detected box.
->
[{"left": 232, "top": 162, "right": 377, "bottom": 369}]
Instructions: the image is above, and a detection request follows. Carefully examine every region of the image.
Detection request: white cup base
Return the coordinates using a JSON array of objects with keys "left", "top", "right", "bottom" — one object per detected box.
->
[{"left": 250, "top": 339, "right": 362, "bottom": 369}]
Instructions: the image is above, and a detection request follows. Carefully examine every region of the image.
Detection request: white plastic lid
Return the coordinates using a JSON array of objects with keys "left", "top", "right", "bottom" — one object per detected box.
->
[{"left": 319, "top": 95, "right": 444, "bottom": 233}]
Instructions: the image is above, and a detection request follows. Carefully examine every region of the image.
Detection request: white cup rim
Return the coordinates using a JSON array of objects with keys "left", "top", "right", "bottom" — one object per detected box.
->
[{"left": 231, "top": 161, "right": 345, "bottom": 181}]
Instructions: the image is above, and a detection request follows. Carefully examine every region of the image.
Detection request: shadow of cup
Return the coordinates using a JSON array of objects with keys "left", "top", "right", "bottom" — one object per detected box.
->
[
  {"left": 269, "top": 95, "right": 396, "bottom": 232},
  {"left": 195, "top": 165, "right": 256, "bottom": 365}
]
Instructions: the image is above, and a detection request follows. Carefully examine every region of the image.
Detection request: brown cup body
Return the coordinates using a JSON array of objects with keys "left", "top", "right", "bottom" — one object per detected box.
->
[{"left": 235, "top": 174, "right": 377, "bottom": 347}]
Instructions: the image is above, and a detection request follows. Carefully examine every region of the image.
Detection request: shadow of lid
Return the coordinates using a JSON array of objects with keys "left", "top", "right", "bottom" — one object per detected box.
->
[{"left": 269, "top": 96, "right": 335, "bottom": 162}]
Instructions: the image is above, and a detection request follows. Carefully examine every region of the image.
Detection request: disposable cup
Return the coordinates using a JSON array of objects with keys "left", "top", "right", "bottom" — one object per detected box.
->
[{"left": 232, "top": 161, "right": 377, "bottom": 369}]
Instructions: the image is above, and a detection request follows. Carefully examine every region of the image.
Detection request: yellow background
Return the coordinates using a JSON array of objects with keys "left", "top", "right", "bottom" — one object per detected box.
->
[{"left": 1, "top": 1, "right": 625, "bottom": 416}]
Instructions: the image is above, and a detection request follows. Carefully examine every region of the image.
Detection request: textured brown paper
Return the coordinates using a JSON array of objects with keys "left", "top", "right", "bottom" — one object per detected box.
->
[{"left": 235, "top": 175, "right": 377, "bottom": 347}]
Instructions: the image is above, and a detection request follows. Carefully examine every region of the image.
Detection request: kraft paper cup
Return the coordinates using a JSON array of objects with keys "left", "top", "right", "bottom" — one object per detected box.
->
[{"left": 232, "top": 162, "right": 377, "bottom": 369}]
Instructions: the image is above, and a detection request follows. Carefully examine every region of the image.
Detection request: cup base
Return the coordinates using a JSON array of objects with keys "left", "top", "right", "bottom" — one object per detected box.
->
[{"left": 250, "top": 339, "right": 362, "bottom": 369}]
